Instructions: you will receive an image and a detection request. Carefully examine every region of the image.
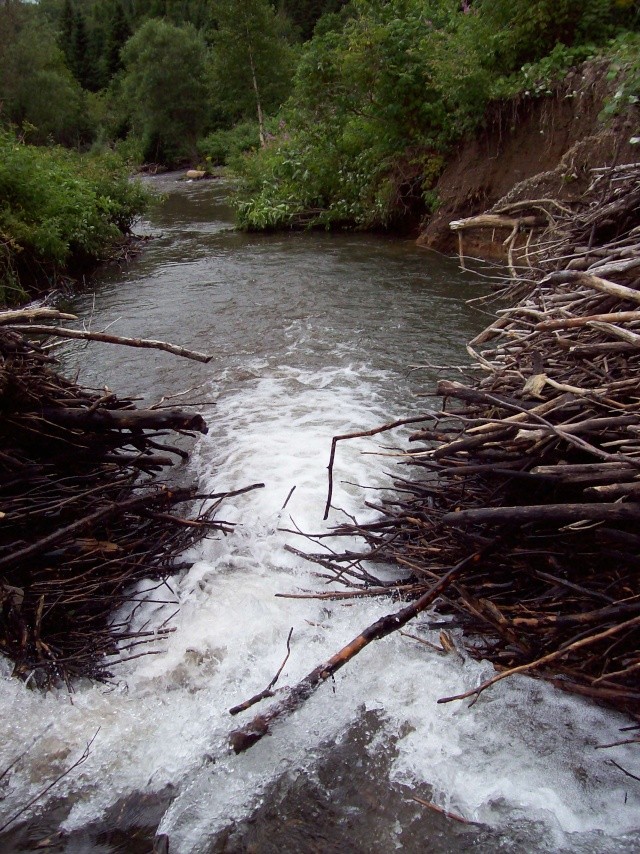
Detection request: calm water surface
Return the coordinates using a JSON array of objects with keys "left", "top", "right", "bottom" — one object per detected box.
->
[{"left": 1, "top": 175, "right": 638, "bottom": 853}]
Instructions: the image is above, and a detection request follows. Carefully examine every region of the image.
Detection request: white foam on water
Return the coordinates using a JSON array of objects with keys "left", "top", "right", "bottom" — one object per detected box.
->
[{"left": 1, "top": 362, "right": 638, "bottom": 852}]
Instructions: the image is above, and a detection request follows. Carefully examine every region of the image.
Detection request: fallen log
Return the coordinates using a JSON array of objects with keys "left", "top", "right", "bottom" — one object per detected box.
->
[
  {"left": 449, "top": 214, "right": 546, "bottom": 231},
  {"left": 37, "top": 407, "right": 208, "bottom": 434},
  {"left": 229, "top": 549, "right": 486, "bottom": 753},
  {"left": 442, "top": 502, "right": 640, "bottom": 527},
  {"left": 5, "top": 324, "right": 213, "bottom": 363}
]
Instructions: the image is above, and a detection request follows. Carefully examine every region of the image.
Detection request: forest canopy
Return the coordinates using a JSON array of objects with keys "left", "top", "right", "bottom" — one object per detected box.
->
[{"left": 0, "top": 0, "right": 638, "bottom": 259}]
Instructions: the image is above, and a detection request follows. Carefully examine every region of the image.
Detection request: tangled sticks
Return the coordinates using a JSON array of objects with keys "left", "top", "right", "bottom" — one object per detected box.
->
[
  {"left": 229, "top": 161, "right": 640, "bottom": 753},
  {"left": 322, "top": 162, "right": 640, "bottom": 713},
  {"left": 0, "top": 317, "right": 261, "bottom": 685}
]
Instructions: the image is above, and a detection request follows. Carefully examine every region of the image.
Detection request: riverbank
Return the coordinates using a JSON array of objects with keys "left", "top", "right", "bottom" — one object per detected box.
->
[
  {"left": 417, "top": 60, "right": 639, "bottom": 258},
  {"left": 0, "top": 134, "right": 149, "bottom": 307}
]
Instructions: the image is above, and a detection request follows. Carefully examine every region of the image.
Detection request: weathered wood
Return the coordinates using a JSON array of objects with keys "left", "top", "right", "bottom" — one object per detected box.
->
[
  {"left": 37, "top": 407, "right": 208, "bottom": 434},
  {"left": 0, "top": 309, "right": 78, "bottom": 325},
  {"left": 587, "top": 321, "right": 640, "bottom": 346},
  {"left": 450, "top": 214, "right": 546, "bottom": 231},
  {"left": 541, "top": 271, "right": 640, "bottom": 306},
  {"left": 0, "top": 327, "right": 249, "bottom": 685},
  {"left": 229, "top": 549, "right": 486, "bottom": 753},
  {"left": 6, "top": 324, "right": 213, "bottom": 363},
  {"left": 584, "top": 481, "right": 640, "bottom": 499},
  {"left": 442, "top": 502, "right": 640, "bottom": 527},
  {"left": 535, "top": 310, "right": 640, "bottom": 331}
]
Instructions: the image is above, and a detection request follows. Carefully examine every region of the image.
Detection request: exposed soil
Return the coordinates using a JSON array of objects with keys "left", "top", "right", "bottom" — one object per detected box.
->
[{"left": 418, "top": 60, "right": 639, "bottom": 258}]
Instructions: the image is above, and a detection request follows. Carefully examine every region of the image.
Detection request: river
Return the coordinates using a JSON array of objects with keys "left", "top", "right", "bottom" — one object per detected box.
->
[{"left": 1, "top": 175, "right": 638, "bottom": 853}]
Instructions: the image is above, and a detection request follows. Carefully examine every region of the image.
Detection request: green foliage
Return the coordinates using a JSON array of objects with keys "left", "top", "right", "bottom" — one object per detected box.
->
[
  {"left": 209, "top": 0, "right": 296, "bottom": 130},
  {"left": 126, "top": 0, "right": 215, "bottom": 30},
  {"left": 105, "top": 2, "right": 131, "bottom": 78},
  {"left": 490, "top": 43, "right": 598, "bottom": 100},
  {"left": 600, "top": 31, "right": 640, "bottom": 118},
  {"left": 197, "top": 122, "right": 261, "bottom": 166},
  {"left": 120, "top": 18, "right": 209, "bottom": 164},
  {"left": 279, "top": 0, "right": 347, "bottom": 40},
  {"left": 470, "top": 0, "right": 614, "bottom": 74},
  {"left": 70, "top": 9, "right": 92, "bottom": 88},
  {"left": 235, "top": 0, "right": 638, "bottom": 232},
  {"left": 0, "top": 130, "right": 148, "bottom": 304},
  {"left": 235, "top": 0, "right": 471, "bottom": 230},
  {"left": 0, "top": 2, "right": 91, "bottom": 146}
]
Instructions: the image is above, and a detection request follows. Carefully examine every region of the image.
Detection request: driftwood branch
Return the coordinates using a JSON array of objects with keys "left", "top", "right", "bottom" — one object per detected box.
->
[
  {"left": 450, "top": 214, "right": 546, "bottom": 231},
  {"left": 0, "top": 309, "right": 78, "bottom": 325},
  {"left": 229, "top": 627, "right": 294, "bottom": 716},
  {"left": 6, "top": 324, "right": 213, "bottom": 363},
  {"left": 229, "top": 549, "right": 487, "bottom": 754},
  {"left": 37, "top": 407, "right": 208, "bottom": 434},
  {"left": 323, "top": 416, "right": 437, "bottom": 520},
  {"left": 442, "top": 502, "right": 640, "bottom": 527}
]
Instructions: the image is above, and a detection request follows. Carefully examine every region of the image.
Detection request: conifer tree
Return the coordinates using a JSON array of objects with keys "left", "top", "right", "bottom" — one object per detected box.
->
[
  {"left": 59, "top": 0, "right": 75, "bottom": 67},
  {"left": 105, "top": 1, "right": 131, "bottom": 78},
  {"left": 71, "top": 8, "right": 91, "bottom": 88}
]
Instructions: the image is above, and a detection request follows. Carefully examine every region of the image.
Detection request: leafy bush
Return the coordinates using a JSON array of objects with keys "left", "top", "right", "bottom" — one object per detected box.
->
[
  {"left": 120, "top": 19, "right": 209, "bottom": 165},
  {"left": 197, "top": 122, "right": 261, "bottom": 167},
  {"left": 0, "top": 132, "right": 148, "bottom": 304},
  {"left": 234, "top": 0, "right": 483, "bottom": 230},
  {"left": 490, "top": 43, "right": 598, "bottom": 100},
  {"left": 0, "top": 3, "right": 92, "bottom": 146},
  {"left": 600, "top": 31, "right": 640, "bottom": 118},
  {"left": 234, "top": 0, "right": 637, "bottom": 233}
]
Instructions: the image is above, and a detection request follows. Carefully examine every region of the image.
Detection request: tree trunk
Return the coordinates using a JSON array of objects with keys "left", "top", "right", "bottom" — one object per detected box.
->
[{"left": 247, "top": 39, "right": 265, "bottom": 147}]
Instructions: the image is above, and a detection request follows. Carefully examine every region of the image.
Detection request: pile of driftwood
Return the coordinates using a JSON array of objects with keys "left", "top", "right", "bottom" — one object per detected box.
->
[
  {"left": 0, "top": 313, "right": 259, "bottom": 686},
  {"left": 322, "top": 162, "right": 640, "bottom": 709},
  {"left": 228, "top": 160, "right": 640, "bottom": 753}
]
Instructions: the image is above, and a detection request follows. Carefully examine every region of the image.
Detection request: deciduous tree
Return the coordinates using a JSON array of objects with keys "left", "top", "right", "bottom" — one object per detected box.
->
[
  {"left": 0, "top": 1, "right": 88, "bottom": 145},
  {"left": 121, "top": 18, "right": 208, "bottom": 163},
  {"left": 210, "top": 0, "right": 294, "bottom": 145}
]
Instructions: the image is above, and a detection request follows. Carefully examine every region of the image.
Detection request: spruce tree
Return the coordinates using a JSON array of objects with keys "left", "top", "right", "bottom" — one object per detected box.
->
[
  {"left": 105, "top": 2, "right": 131, "bottom": 78},
  {"left": 71, "top": 9, "right": 91, "bottom": 88}
]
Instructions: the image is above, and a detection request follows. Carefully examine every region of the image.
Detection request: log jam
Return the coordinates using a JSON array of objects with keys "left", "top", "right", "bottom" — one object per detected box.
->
[
  {"left": 302, "top": 162, "right": 640, "bottom": 718},
  {"left": 0, "top": 317, "right": 260, "bottom": 685}
]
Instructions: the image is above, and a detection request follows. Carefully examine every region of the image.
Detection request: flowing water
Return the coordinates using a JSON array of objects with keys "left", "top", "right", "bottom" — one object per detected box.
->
[{"left": 1, "top": 175, "right": 638, "bottom": 853}]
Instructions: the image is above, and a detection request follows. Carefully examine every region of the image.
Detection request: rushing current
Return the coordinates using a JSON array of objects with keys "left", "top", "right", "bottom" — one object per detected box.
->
[{"left": 1, "top": 175, "right": 638, "bottom": 853}]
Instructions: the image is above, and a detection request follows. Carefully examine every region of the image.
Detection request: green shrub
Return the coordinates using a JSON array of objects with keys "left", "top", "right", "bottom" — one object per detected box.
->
[
  {"left": 120, "top": 19, "right": 209, "bottom": 166},
  {"left": 0, "top": 131, "right": 149, "bottom": 304},
  {"left": 600, "top": 31, "right": 640, "bottom": 118},
  {"left": 197, "top": 122, "right": 261, "bottom": 167},
  {"left": 234, "top": 0, "right": 639, "bottom": 233}
]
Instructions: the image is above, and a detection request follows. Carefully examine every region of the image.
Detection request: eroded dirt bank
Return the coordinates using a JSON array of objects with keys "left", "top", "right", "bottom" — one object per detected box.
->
[{"left": 418, "top": 60, "right": 639, "bottom": 258}]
